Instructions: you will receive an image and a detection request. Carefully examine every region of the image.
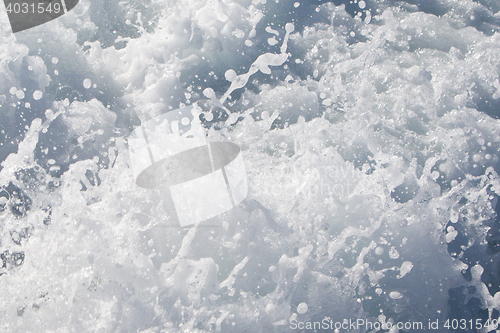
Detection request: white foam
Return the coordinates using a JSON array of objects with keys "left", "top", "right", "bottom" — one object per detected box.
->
[
  {"left": 1, "top": 0, "right": 500, "bottom": 331},
  {"left": 33, "top": 90, "right": 43, "bottom": 100}
]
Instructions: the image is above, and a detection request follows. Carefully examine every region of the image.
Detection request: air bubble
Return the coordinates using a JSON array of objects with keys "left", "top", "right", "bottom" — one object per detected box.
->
[
  {"left": 389, "top": 291, "right": 402, "bottom": 299},
  {"left": 204, "top": 112, "right": 214, "bottom": 121},
  {"left": 285, "top": 23, "right": 294, "bottom": 33},
  {"left": 83, "top": 79, "right": 92, "bottom": 89},
  {"left": 203, "top": 88, "right": 216, "bottom": 99},
  {"left": 232, "top": 30, "right": 245, "bottom": 39},
  {"left": 33, "top": 90, "right": 43, "bottom": 100},
  {"left": 268, "top": 37, "right": 278, "bottom": 46},
  {"left": 297, "top": 302, "right": 308, "bottom": 314},
  {"left": 225, "top": 69, "right": 237, "bottom": 82}
]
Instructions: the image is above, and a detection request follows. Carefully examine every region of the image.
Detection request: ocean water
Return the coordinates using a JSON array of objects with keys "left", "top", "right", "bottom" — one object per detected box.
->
[{"left": 1, "top": 0, "right": 500, "bottom": 332}]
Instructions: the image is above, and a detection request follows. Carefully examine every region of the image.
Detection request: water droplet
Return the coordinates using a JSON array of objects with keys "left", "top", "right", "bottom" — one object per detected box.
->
[
  {"left": 297, "top": 302, "right": 308, "bottom": 314},
  {"left": 83, "top": 79, "right": 92, "bottom": 89},
  {"left": 33, "top": 90, "right": 43, "bottom": 100}
]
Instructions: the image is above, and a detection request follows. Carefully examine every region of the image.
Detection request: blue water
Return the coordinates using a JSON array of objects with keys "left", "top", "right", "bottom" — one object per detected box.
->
[{"left": 1, "top": 0, "right": 500, "bottom": 332}]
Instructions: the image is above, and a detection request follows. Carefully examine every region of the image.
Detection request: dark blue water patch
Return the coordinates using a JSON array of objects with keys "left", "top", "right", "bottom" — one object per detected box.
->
[
  {"left": 404, "top": 0, "right": 449, "bottom": 16},
  {"left": 0, "top": 188, "right": 8, "bottom": 213},
  {"left": 42, "top": 205, "right": 51, "bottom": 226},
  {"left": 406, "top": 0, "right": 500, "bottom": 35},
  {"left": 446, "top": 218, "right": 470, "bottom": 262},
  {"left": 331, "top": 139, "right": 377, "bottom": 171},
  {"left": 0, "top": 83, "right": 51, "bottom": 173},
  {"left": 0, "top": 59, "right": 120, "bottom": 173},
  {"left": 74, "top": 0, "right": 169, "bottom": 49},
  {"left": 177, "top": 0, "right": 369, "bottom": 106},
  {"left": 448, "top": 287, "right": 490, "bottom": 333},
  {"left": 445, "top": 212, "right": 492, "bottom": 328},
  {"left": 10, "top": 226, "right": 33, "bottom": 246},
  {"left": 391, "top": 178, "right": 419, "bottom": 203},
  {"left": 434, "top": 161, "right": 466, "bottom": 195},
  {"left": 486, "top": 194, "right": 500, "bottom": 254},
  {"left": 467, "top": 83, "right": 500, "bottom": 120},
  {"left": 0, "top": 182, "right": 32, "bottom": 218},
  {"left": 446, "top": 191, "right": 500, "bottom": 323},
  {"left": 32, "top": 109, "right": 117, "bottom": 181},
  {"left": 261, "top": 0, "right": 372, "bottom": 32},
  {"left": 473, "top": 0, "right": 500, "bottom": 14},
  {"left": 33, "top": 117, "right": 70, "bottom": 178},
  {"left": 0, "top": 250, "right": 25, "bottom": 270},
  {"left": 467, "top": 5, "right": 500, "bottom": 36},
  {"left": 45, "top": 71, "right": 121, "bottom": 109}
]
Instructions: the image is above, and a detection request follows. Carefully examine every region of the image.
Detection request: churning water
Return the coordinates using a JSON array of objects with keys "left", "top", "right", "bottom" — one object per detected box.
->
[{"left": 1, "top": 0, "right": 500, "bottom": 332}]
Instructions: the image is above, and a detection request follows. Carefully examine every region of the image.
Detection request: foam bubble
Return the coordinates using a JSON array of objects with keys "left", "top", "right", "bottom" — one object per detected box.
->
[
  {"left": 1, "top": 1, "right": 500, "bottom": 331},
  {"left": 16, "top": 90, "right": 25, "bottom": 99},
  {"left": 389, "top": 291, "right": 403, "bottom": 299},
  {"left": 33, "top": 90, "right": 43, "bottom": 101},
  {"left": 297, "top": 302, "right": 308, "bottom": 314},
  {"left": 83, "top": 79, "right": 92, "bottom": 89}
]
